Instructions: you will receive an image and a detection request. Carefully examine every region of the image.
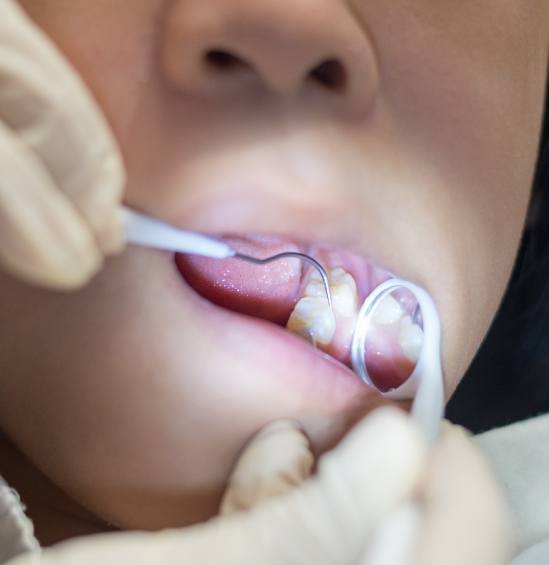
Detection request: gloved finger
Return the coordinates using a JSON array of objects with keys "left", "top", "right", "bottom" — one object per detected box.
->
[
  {"left": 360, "top": 502, "right": 423, "bottom": 565},
  {"left": 413, "top": 422, "right": 513, "bottom": 565},
  {"left": 0, "top": 121, "right": 102, "bottom": 288},
  {"left": 0, "top": 0, "right": 125, "bottom": 254},
  {"left": 220, "top": 420, "right": 314, "bottom": 516}
]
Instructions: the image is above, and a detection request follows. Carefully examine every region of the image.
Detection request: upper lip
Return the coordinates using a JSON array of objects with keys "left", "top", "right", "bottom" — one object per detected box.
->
[
  {"left": 133, "top": 181, "right": 384, "bottom": 263},
  {"left": 138, "top": 186, "right": 396, "bottom": 280}
]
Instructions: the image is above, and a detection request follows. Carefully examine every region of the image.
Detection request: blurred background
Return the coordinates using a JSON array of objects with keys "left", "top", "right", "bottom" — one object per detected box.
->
[{"left": 447, "top": 89, "right": 549, "bottom": 433}]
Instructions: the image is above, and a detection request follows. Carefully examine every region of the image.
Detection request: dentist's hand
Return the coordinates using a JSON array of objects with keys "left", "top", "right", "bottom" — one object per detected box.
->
[
  {"left": 0, "top": 0, "right": 125, "bottom": 289},
  {"left": 7, "top": 408, "right": 427, "bottom": 565},
  {"left": 410, "top": 422, "right": 513, "bottom": 565},
  {"left": 224, "top": 416, "right": 513, "bottom": 565}
]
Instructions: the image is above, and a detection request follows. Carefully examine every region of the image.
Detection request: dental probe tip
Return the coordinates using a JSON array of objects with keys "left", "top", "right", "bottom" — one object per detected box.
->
[{"left": 233, "top": 251, "right": 334, "bottom": 312}]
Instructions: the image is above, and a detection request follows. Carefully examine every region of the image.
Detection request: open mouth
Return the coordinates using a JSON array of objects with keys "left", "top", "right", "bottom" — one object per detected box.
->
[{"left": 175, "top": 234, "right": 423, "bottom": 392}]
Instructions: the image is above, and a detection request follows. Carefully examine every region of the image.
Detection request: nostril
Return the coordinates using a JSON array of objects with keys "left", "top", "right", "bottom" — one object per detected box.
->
[
  {"left": 309, "top": 59, "right": 347, "bottom": 92},
  {"left": 204, "top": 49, "right": 249, "bottom": 71}
]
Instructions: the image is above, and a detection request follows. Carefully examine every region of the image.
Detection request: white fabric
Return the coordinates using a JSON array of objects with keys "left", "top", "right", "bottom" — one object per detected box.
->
[
  {"left": 0, "top": 478, "right": 39, "bottom": 563},
  {"left": 474, "top": 414, "right": 549, "bottom": 565},
  {"left": 512, "top": 539, "right": 549, "bottom": 565}
]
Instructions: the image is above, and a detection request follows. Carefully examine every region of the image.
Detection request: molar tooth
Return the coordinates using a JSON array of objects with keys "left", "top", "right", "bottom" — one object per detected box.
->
[
  {"left": 372, "top": 294, "right": 405, "bottom": 325},
  {"left": 399, "top": 315, "right": 424, "bottom": 363},
  {"left": 303, "top": 268, "right": 358, "bottom": 314},
  {"left": 287, "top": 267, "right": 359, "bottom": 348},
  {"left": 331, "top": 281, "right": 358, "bottom": 317},
  {"left": 286, "top": 297, "right": 336, "bottom": 346},
  {"left": 303, "top": 279, "right": 326, "bottom": 299},
  {"left": 308, "top": 269, "right": 325, "bottom": 283},
  {"left": 329, "top": 267, "right": 349, "bottom": 285},
  {"left": 330, "top": 269, "right": 358, "bottom": 317}
]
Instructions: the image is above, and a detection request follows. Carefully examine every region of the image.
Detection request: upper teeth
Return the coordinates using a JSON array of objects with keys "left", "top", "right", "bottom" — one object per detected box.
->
[
  {"left": 371, "top": 294, "right": 405, "bottom": 325},
  {"left": 399, "top": 315, "right": 424, "bottom": 363},
  {"left": 286, "top": 267, "right": 358, "bottom": 347},
  {"left": 370, "top": 294, "right": 425, "bottom": 364},
  {"left": 328, "top": 268, "right": 359, "bottom": 317},
  {"left": 286, "top": 296, "right": 336, "bottom": 346}
]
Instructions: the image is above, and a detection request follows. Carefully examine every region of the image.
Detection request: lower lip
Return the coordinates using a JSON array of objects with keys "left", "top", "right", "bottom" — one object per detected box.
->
[{"left": 171, "top": 255, "right": 379, "bottom": 411}]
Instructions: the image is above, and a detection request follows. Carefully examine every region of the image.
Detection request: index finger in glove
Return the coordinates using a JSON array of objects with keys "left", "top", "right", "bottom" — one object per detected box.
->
[
  {"left": 413, "top": 422, "right": 513, "bottom": 565},
  {"left": 0, "top": 0, "right": 125, "bottom": 253},
  {"left": 220, "top": 420, "right": 314, "bottom": 516},
  {"left": 0, "top": 121, "right": 102, "bottom": 288}
]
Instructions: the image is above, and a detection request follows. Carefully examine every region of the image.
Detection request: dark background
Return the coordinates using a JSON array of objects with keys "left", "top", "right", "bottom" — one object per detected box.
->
[{"left": 447, "top": 90, "right": 549, "bottom": 433}]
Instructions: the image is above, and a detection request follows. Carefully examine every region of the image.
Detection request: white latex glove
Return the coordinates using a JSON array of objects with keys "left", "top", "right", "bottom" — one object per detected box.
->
[
  {"left": 410, "top": 422, "right": 513, "bottom": 565},
  {"left": 224, "top": 418, "right": 513, "bottom": 565},
  {"left": 0, "top": 0, "right": 125, "bottom": 289},
  {"left": 7, "top": 407, "right": 427, "bottom": 565}
]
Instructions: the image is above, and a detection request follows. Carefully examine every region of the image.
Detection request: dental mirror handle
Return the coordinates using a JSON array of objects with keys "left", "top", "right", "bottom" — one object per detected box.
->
[
  {"left": 122, "top": 207, "right": 236, "bottom": 259},
  {"left": 360, "top": 281, "right": 444, "bottom": 561},
  {"left": 352, "top": 278, "right": 444, "bottom": 443}
]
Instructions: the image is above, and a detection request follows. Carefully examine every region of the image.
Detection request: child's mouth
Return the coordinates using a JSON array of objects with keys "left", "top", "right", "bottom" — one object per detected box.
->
[{"left": 175, "top": 235, "right": 422, "bottom": 391}]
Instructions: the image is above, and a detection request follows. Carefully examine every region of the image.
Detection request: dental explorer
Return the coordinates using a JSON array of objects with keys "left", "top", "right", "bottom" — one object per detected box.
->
[{"left": 122, "top": 207, "right": 333, "bottom": 310}]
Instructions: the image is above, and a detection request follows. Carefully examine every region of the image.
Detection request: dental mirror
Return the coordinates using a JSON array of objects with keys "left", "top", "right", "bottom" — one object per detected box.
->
[{"left": 351, "top": 279, "right": 444, "bottom": 442}]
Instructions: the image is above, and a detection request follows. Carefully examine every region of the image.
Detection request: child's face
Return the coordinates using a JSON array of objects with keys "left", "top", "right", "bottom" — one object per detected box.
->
[{"left": 2, "top": 0, "right": 548, "bottom": 532}]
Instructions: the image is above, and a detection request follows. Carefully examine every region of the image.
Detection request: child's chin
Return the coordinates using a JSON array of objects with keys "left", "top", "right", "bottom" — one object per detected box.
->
[{"left": 79, "top": 399, "right": 393, "bottom": 533}]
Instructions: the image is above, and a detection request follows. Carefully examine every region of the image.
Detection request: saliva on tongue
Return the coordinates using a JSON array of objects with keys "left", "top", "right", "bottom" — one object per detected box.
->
[{"left": 174, "top": 235, "right": 306, "bottom": 325}]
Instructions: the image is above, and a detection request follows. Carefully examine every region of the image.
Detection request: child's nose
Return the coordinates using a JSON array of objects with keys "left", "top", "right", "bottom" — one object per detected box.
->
[{"left": 160, "top": 0, "right": 379, "bottom": 117}]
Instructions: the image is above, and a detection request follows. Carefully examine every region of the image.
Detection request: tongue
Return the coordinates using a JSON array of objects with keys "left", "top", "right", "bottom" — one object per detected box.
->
[{"left": 175, "top": 235, "right": 305, "bottom": 324}]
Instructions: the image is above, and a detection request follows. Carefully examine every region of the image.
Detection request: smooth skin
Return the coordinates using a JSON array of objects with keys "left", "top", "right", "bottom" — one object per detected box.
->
[{"left": 0, "top": 0, "right": 547, "bottom": 547}]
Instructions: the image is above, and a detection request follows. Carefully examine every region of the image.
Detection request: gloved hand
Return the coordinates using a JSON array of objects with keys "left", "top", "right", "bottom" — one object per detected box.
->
[
  {"left": 6, "top": 408, "right": 512, "bottom": 565},
  {"left": 223, "top": 417, "right": 513, "bottom": 565},
  {"left": 0, "top": 0, "right": 125, "bottom": 289},
  {"left": 410, "top": 421, "right": 513, "bottom": 565}
]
